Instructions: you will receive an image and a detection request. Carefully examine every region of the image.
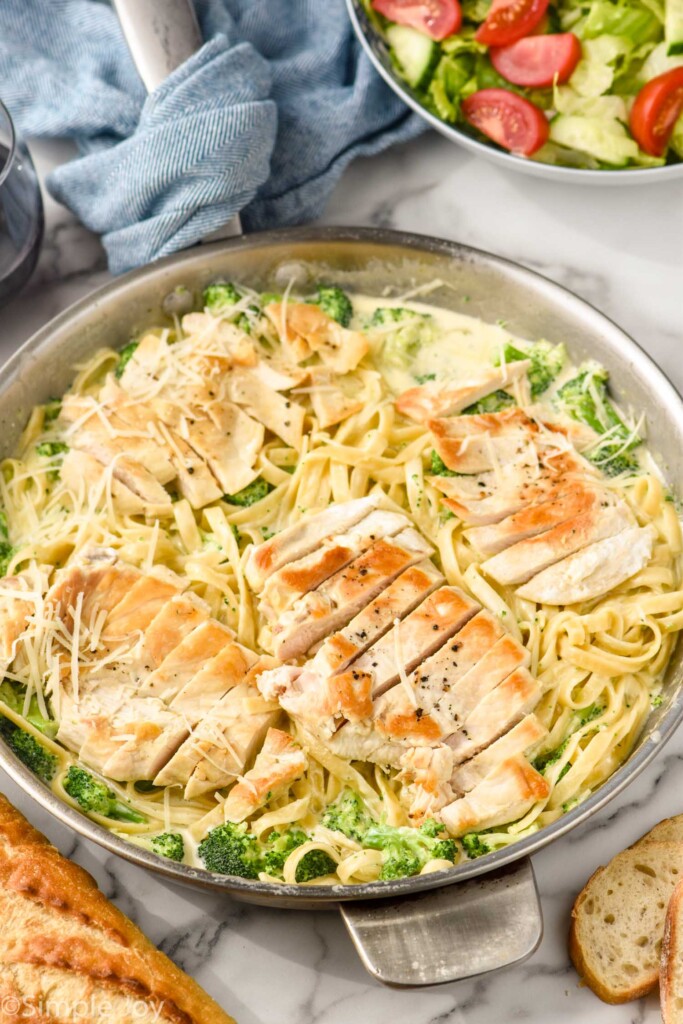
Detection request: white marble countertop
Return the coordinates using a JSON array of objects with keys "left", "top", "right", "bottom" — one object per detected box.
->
[{"left": 1, "top": 132, "right": 682, "bottom": 1024}]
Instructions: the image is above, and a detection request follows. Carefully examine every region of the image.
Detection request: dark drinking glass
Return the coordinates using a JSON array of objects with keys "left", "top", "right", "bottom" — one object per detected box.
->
[{"left": 0, "top": 100, "right": 43, "bottom": 308}]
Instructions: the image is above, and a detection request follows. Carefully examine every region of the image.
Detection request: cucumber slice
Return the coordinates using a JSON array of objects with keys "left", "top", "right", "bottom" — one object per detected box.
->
[
  {"left": 666, "top": 0, "right": 683, "bottom": 54},
  {"left": 386, "top": 25, "right": 439, "bottom": 91}
]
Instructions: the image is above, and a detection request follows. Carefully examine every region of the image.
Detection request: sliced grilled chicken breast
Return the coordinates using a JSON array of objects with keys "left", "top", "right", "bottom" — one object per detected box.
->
[
  {"left": 133, "top": 593, "right": 211, "bottom": 673},
  {"left": 398, "top": 745, "right": 456, "bottom": 822},
  {"left": 258, "top": 509, "right": 409, "bottom": 619},
  {"left": 482, "top": 497, "right": 634, "bottom": 586},
  {"left": 270, "top": 528, "right": 434, "bottom": 661},
  {"left": 101, "top": 571, "right": 185, "bottom": 641},
  {"left": 517, "top": 524, "right": 656, "bottom": 605},
  {"left": 221, "top": 728, "right": 308, "bottom": 823},
  {"left": 264, "top": 302, "right": 368, "bottom": 373},
  {"left": 310, "top": 560, "right": 445, "bottom": 678},
  {"left": 256, "top": 663, "right": 373, "bottom": 739},
  {"left": 226, "top": 368, "right": 305, "bottom": 450},
  {"left": 245, "top": 495, "right": 380, "bottom": 591},
  {"left": 465, "top": 484, "right": 605, "bottom": 556},
  {"left": 439, "top": 755, "right": 550, "bottom": 835},
  {"left": 349, "top": 586, "right": 480, "bottom": 702},
  {"left": 395, "top": 362, "right": 531, "bottom": 423},
  {"left": 447, "top": 667, "right": 541, "bottom": 765},
  {"left": 450, "top": 714, "right": 547, "bottom": 796},
  {"left": 138, "top": 619, "right": 234, "bottom": 701},
  {"left": 46, "top": 559, "right": 141, "bottom": 635}
]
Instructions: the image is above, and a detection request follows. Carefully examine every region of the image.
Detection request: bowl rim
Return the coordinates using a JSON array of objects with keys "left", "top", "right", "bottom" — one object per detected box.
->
[
  {"left": 1, "top": 223, "right": 682, "bottom": 902},
  {"left": 345, "top": 0, "right": 683, "bottom": 185}
]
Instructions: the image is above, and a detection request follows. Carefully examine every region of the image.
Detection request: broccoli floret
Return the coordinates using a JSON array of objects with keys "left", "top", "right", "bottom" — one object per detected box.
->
[
  {"left": 114, "top": 341, "right": 139, "bottom": 379},
  {"left": 321, "top": 789, "right": 373, "bottom": 842},
  {"left": 461, "top": 832, "right": 491, "bottom": 859},
  {"left": 259, "top": 291, "right": 282, "bottom": 306},
  {"left": 35, "top": 441, "right": 68, "bottom": 458},
  {"left": 322, "top": 790, "right": 456, "bottom": 880},
  {"left": 150, "top": 832, "right": 185, "bottom": 863},
  {"left": 198, "top": 822, "right": 263, "bottom": 878},
  {"left": 496, "top": 340, "right": 565, "bottom": 397},
  {"left": 315, "top": 285, "right": 353, "bottom": 328},
  {"left": 43, "top": 398, "right": 62, "bottom": 424},
  {"left": 0, "top": 681, "right": 58, "bottom": 740},
  {"left": 415, "top": 372, "right": 436, "bottom": 384},
  {"left": 0, "top": 718, "right": 57, "bottom": 783},
  {"left": 63, "top": 765, "right": 147, "bottom": 823},
  {"left": 463, "top": 389, "right": 515, "bottom": 415},
  {"left": 0, "top": 509, "right": 7, "bottom": 539},
  {"left": 224, "top": 477, "right": 274, "bottom": 507},
  {"left": 261, "top": 828, "right": 307, "bottom": 876},
  {"left": 0, "top": 541, "right": 13, "bottom": 577},
  {"left": 203, "top": 282, "right": 242, "bottom": 309},
  {"left": 555, "top": 363, "right": 640, "bottom": 477},
  {"left": 576, "top": 702, "right": 604, "bottom": 727},
  {"left": 369, "top": 308, "right": 435, "bottom": 369},
  {"left": 295, "top": 849, "right": 338, "bottom": 882},
  {"left": 430, "top": 450, "right": 458, "bottom": 477},
  {"left": 533, "top": 737, "right": 569, "bottom": 774}
]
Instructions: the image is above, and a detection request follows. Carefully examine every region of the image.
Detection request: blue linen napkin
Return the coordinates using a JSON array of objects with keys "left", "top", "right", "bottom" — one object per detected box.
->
[{"left": 0, "top": 0, "right": 425, "bottom": 273}]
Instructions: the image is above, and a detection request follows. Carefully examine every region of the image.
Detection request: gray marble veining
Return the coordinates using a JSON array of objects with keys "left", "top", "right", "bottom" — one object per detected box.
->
[{"left": 0, "top": 132, "right": 681, "bottom": 1023}]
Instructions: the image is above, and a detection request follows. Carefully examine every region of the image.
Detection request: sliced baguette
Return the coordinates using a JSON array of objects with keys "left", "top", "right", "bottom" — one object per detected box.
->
[
  {"left": 569, "top": 840, "right": 683, "bottom": 1003},
  {"left": 662, "top": 878, "right": 683, "bottom": 1022},
  {"left": 635, "top": 815, "right": 683, "bottom": 847},
  {"left": 0, "top": 792, "right": 236, "bottom": 1023}
]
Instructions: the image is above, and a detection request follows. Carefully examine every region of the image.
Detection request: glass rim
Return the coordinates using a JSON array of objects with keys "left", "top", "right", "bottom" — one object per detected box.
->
[{"left": 0, "top": 97, "right": 17, "bottom": 190}]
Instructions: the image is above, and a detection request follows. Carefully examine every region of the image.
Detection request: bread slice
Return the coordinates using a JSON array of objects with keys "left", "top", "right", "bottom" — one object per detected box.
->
[
  {"left": 635, "top": 815, "right": 683, "bottom": 847},
  {"left": 0, "top": 792, "right": 236, "bottom": 1023},
  {"left": 662, "top": 878, "right": 683, "bottom": 1022},
  {"left": 569, "top": 840, "right": 683, "bottom": 1003}
]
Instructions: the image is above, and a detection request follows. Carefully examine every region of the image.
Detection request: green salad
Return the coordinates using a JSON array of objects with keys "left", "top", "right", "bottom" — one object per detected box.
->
[{"left": 363, "top": 0, "right": 683, "bottom": 168}]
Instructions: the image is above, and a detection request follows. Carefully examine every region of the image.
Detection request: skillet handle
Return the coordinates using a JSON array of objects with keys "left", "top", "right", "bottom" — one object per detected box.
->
[
  {"left": 112, "top": 0, "right": 243, "bottom": 239},
  {"left": 339, "top": 856, "right": 542, "bottom": 987}
]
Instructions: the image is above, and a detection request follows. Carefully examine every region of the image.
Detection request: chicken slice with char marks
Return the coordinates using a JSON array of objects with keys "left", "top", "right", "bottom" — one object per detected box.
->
[
  {"left": 269, "top": 528, "right": 435, "bottom": 661},
  {"left": 396, "top": 362, "right": 531, "bottom": 424},
  {"left": 446, "top": 667, "right": 542, "bottom": 765},
  {"left": 450, "top": 714, "right": 547, "bottom": 796},
  {"left": 221, "top": 728, "right": 308, "bottom": 823},
  {"left": 259, "top": 509, "right": 410, "bottom": 620},
  {"left": 439, "top": 755, "right": 550, "bottom": 836},
  {"left": 465, "top": 484, "right": 606, "bottom": 556},
  {"left": 101, "top": 570, "right": 185, "bottom": 642},
  {"left": 432, "top": 433, "right": 538, "bottom": 477},
  {"left": 516, "top": 524, "right": 656, "bottom": 605},
  {"left": 482, "top": 496, "right": 634, "bottom": 586},
  {"left": 310, "top": 560, "right": 445, "bottom": 679},
  {"left": 155, "top": 663, "right": 281, "bottom": 797},
  {"left": 132, "top": 593, "right": 211, "bottom": 673},
  {"left": 349, "top": 586, "right": 480, "bottom": 703},
  {"left": 47, "top": 558, "right": 142, "bottom": 634},
  {"left": 152, "top": 418, "right": 222, "bottom": 508},
  {"left": 138, "top": 619, "right": 234, "bottom": 701},
  {"left": 101, "top": 639, "right": 259, "bottom": 782},
  {"left": 375, "top": 623, "right": 529, "bottom": 744},
  {"left": 245, "top": 495, "right": 380, "bottom": 591}
]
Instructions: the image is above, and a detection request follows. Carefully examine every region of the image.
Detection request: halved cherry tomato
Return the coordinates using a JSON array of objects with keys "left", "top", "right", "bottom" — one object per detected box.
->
[
  {"left": 372, "top": 0, "right": 462, "bottom": 40},
  {"left": 490, "top": 33, "right": 581, "bottom": 88},
  {"left": 462, "top": 88, "right": 549, "bottom": 155},
  {"left": 629, "top": 67, "right": 683, "bottom": 157},
  {"left": 475, "top": 0, "right": 549, "bottom": 46}
]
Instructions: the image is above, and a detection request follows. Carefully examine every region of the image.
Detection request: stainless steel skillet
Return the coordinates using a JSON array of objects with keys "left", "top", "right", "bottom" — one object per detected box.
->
[
  {"left": 0, "top": 0, "right": 682, "bottom": 990},
  {"left": 0, "top": 224, "right": 682, "bottom": 986}
]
